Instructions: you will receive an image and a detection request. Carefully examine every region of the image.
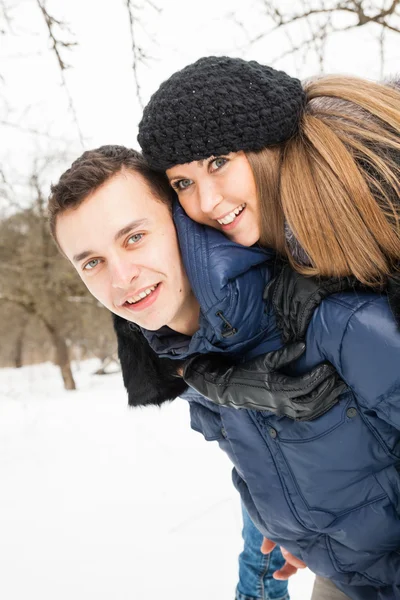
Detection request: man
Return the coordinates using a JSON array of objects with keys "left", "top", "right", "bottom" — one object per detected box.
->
[
  {"left": 52, "top": 150, "right": 198, "bottom": 335},
  {"left": 49, "top": 145, "right": 346, "bottom": 600}
]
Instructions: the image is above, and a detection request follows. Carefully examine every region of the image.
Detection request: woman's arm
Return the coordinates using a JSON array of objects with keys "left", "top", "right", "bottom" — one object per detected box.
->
[{"left": 183, "top": 347, "right": 345, "bottom": 420}]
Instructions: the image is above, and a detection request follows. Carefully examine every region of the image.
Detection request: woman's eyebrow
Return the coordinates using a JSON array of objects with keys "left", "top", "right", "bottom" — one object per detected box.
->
[
  {"left": 167, "top": 173, "right": 184, "bottom": 181},
  {"left": 168, "top": 161, "right": 205, "bottom": 181}
]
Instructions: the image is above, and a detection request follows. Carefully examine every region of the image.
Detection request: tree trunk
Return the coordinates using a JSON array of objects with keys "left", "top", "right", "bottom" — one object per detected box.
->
[
  {"left": 1, "top": 280, "right": 76, "bottom": 389},
  {"left": 14, "top": 332, "right": 24, "bottom": 368},
  {"left": 52, "top": 332, "right": 76, "bottom": 390},
  {"left": 42, "top": 320, "right": 76, "bottom": 390}
]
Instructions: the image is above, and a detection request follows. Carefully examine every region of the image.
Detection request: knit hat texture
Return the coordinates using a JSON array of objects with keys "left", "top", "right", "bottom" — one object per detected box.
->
[{"left": 138, "top": 56, "right": 306, "bottom": 170}]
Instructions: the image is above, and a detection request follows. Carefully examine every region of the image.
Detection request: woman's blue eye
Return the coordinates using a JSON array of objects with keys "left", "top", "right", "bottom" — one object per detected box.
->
[
  {"left": 127, "top": 233, "right": 144, "bottom": 244},
  {"left": 174, "top": 179, "right": 193, "bottom": 191},
  {"left": 211, "top": 157, "right": 227, "bottom": 170},
  {"left": 83, "top": 258, "right": 100, "bottom": 271}
]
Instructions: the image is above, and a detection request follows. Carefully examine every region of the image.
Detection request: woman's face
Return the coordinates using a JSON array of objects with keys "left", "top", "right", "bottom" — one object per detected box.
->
[{"left": 166, "top": 151, "right": 260, "bottom": 247}]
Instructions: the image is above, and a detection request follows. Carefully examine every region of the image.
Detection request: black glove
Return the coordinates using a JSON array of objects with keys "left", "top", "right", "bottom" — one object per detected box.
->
[
  {"left": 183, "top": 342, "right": 347, "bottom": 421},
  {"left": 183, "top": 264, "right": 354, "bottom": 420},
  {"left": 264, "top": 263, "right": 361, "bottom": 344}
]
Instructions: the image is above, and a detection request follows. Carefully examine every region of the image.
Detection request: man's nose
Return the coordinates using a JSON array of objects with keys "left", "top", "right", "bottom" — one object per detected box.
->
[
  {"left": 110, "top": 257, "right": 140, "bottom": 289},
  {"left": 199, "top": 182, "right": 223, "bottom": 215}
]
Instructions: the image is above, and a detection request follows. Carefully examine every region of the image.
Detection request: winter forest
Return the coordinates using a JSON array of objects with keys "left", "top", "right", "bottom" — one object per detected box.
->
[{"left": 1, "top": 1, "right": 399, "bottom": 598}]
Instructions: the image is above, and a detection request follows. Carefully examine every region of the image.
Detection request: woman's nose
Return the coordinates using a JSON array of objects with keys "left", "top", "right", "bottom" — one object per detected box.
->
[{"left": 199, "top": 183, "right": 223, "bottom": 215}]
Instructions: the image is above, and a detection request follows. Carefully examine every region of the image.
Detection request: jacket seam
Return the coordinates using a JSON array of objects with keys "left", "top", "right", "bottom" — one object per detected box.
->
[
  {"left": 326, "top": 537, "right": 386, "bottom": 586},
  {"left": 374, "top": 378, "right": 400, "bottom": 412},
  {"left": 249, "top": 411, "right": 317, "bottom": 533},
  {"left": 337, "top": 300, "right": 377, "bottom": 376},
  {"left": 324, "top": 294, "right": 379, "bottom": 310},
  {"left": 326, "top": 493, "right": 387, "bottom": 522},
  {"left": 358, "top": 406, "right": 400, "bottom": 457},
  {"left": 277, "top": 397, "right": 351, "bottom": 443},
  {"left": 220, "top": 411, "right": 245, "bottom": 470}
]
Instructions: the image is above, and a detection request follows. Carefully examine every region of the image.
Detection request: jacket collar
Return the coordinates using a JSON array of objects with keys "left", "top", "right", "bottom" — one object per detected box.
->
[{"left": 141, "top": 203, "right": 277, "bottom": 359}]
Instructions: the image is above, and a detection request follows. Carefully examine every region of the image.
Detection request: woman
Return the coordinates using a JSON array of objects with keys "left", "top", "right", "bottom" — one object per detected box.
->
[
  {"left": 136, "top": 57, "right": 400, "bottom": 599},
  {"left": 138, "top": 56, "right": 400, "bottom": 295}
]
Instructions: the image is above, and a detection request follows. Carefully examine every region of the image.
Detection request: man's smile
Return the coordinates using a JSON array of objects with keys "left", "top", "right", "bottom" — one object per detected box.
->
[
  {"left": 121, "top": 282, "right": 162, "bottom": 312},
  {"left": 120, "top": 282, "right": 160, "bottom": 306}
]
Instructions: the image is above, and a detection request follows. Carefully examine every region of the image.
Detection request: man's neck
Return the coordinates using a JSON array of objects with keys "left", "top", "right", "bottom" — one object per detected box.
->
[{"left": 168, "top": 294, "right": 200, "bottom": 337}]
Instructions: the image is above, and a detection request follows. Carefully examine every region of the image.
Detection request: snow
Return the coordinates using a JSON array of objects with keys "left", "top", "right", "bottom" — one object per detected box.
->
[{"left": 0, "top": 360, "right": 314, "bottom": 599}]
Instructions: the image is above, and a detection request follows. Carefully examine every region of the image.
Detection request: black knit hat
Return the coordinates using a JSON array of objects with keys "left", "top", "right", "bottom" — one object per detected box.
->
[{"left": 138, "top": 56, "right": 306, "bottom": 171}]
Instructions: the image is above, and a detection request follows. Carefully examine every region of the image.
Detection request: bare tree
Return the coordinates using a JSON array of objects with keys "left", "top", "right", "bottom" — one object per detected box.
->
[
  {"left": 35, "top": 0, "right": 84, "bottom": 145},
  {"left": 0, "top": 218, "right": 72, "bottom": 388},
  {"left": 0, "top": 159, "right": 112, "bottom": 389},
  {"left": 0, "top": 0, "right": 82, "bottom": 148},
  {"left": 0, "top": 304, "right": 30, "bottom": 368},
  {"left": 0, "top": 0, "right": 11, "bottom": 36},
  {"left": 1, "top": 0, "right": 159, "bottom": 148},
  {"left": 125, "top": 0, "right": 161, "bottom": 108},
  {"left": 242, "top": 0, "right": 400, "bottom": 74}
]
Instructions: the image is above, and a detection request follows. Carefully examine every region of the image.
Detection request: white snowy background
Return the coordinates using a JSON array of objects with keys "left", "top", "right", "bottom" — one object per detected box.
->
[
  {"left": 1, "top": 1, "right": 399, "bottom": 598},
  {"left": 0, "top": 360, "right": 314, "bottom": 600}
]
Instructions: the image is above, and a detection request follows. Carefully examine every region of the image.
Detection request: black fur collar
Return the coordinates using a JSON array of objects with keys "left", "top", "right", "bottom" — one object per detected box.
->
[{"left": 113, "top": 314, "right": 188, "bottom": 407}]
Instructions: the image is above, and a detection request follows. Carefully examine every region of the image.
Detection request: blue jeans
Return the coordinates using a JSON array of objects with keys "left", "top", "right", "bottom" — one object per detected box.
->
[{"left": 236, "top": 504, "right": 290, "bottom": 600}]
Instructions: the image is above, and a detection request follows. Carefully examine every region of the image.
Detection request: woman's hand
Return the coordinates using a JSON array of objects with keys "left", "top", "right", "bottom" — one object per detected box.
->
[
  {"left": 183, "top": 344, "right": 346, "bottom": 421},
  {"left": 182, "top": 264, "right": 351, "bottom": 420}
]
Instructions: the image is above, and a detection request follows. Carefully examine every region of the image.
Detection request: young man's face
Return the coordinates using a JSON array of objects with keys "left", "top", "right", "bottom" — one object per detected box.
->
[{"left": 56, "top": 170, "right": 199, "bottom": 334}]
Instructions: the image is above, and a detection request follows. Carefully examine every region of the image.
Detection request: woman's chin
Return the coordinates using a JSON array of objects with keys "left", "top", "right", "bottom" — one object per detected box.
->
[{"left": 227, "top": 229, "right": 260, "bottom": 248}]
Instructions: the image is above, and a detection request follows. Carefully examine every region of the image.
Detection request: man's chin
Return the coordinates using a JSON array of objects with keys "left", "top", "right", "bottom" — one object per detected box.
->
[{"left": 112, "top": 309, "right": 166, "bottom": 332}]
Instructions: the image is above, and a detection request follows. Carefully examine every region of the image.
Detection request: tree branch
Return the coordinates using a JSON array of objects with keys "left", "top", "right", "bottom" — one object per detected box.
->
[
  {"left": 0, "top": 118, "right": 75, "bottom": 141},
  {"left": 36, "top": 0, "right": 84, "bottom": 146},
  {"left": 125, "top": 0, "right": 160, "bottom": 109},
  {"left": 125, "top": 0, "right": 146, "bottom": 109},
  {"left": 0, "top": 293, "right": 36, "bottom": 314},
  {"left": 0, "top": 0, "right": 13, "bottom": 36},
  {"left": 250, "top": 0, "right": 400, "bottom": 67}
]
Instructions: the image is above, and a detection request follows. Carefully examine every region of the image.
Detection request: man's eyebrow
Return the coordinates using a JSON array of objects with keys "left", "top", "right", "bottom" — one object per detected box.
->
[
  {"left": 73, "top": 249, "right": 95, "bottom": 264},
  {"left": 72, "top": 219, "right": 149, "bottom": 263},
  {"left": 113, "top": 218, "right": 149, "bottom": 242}
]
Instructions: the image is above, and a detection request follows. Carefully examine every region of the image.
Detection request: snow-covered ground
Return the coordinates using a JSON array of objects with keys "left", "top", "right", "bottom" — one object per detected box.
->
[{"left": 0, "top": 361, "right": 314, "bottom": 600}]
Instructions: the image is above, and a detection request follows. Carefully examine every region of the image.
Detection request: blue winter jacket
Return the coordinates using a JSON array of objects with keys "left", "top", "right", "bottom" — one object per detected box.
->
[{"left": 142, "top": 203, "right": 400, "bottom": 600}]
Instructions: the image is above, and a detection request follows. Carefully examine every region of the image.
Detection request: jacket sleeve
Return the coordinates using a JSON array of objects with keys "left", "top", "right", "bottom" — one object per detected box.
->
[{"left": 337, "top": 298, "right": 400, "bottom": 429}]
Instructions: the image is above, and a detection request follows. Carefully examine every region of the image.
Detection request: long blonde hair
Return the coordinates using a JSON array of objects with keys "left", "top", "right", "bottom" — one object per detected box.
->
[{"left": 247, "top": 75, "right": 400, "bottom": 286}]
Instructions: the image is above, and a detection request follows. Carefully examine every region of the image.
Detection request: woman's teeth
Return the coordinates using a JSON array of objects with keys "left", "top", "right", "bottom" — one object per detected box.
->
[
  {"left": 126, "top": 284, "right": 158, "bottom": 304},
  {"left": 217, "top": 204, "right": 246, "bottom": 225}
]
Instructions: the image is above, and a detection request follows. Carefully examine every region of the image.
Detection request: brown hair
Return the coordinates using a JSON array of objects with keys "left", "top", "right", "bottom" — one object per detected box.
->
[
  {"left": 48, "top": 145, "right": 174, "bottom": 245},
  {"left": 247, "top": 76, "right": 400, "bottom": 286}
]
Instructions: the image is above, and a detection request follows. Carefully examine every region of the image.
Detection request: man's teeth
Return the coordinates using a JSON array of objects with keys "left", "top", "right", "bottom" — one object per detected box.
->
[
  {"left": 217, "top": 204, "right": 246, "bottom": 225},
  {"left": 126, "top": 285, "right": 158, "bottom": 304}
]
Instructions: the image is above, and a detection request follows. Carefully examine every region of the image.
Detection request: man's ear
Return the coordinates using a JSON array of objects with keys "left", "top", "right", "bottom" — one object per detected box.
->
[{"left": 112, "top": 314, "right": 188, "bottom": 406}]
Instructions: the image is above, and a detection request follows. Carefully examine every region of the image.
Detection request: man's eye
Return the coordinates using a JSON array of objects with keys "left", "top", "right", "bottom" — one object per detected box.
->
[
  {"left": 173, "top": 179, "right": 193, "bottom": 191},
  {"left": 127, "top": 233, "right": 144, "bottom": 244},
  {"left": 210, "top": 157, "right": 227, "bottom": 171},
  {"left": 83, "top": 258, "right": 100, "bottom": 271}
]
